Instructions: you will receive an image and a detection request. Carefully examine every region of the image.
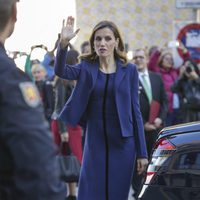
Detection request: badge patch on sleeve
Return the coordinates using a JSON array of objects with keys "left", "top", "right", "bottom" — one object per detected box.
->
[{"left": 19, "top": 82, "right": 41, "bottom": 107}]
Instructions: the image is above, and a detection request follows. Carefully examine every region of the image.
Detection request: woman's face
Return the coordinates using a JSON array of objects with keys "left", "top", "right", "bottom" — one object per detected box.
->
[
  {"left": 93, "top": 27, "right": 118, "bottom": 59},
  {"left": 162, "top": 54, "right": 173, "bottom": 69},
  {"left": 32, "top": 68, "right": 46, "bottom": 81}
]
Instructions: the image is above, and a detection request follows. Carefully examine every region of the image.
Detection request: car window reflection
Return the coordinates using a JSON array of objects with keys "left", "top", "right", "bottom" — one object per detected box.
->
[{"left": 177, "top": 152, "right": 200, "bottom": 170}]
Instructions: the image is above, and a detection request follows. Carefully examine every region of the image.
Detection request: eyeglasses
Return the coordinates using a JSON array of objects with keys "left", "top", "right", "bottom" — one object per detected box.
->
[{"left": 133, "top": 56, "right": 145, "bottom": 60}]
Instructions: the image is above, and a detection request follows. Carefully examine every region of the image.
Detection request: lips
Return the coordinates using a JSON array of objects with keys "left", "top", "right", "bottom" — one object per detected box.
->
[{"left": 99, "top": 48, "right": 106, "bottom": 53}]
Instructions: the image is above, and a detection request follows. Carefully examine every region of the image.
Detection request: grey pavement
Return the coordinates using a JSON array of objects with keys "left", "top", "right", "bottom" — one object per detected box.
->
[{"left": 129, "top": 187, "right": 136, "bottom": 200}]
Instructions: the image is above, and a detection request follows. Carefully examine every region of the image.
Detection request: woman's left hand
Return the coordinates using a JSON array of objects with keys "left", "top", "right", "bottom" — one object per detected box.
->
[{"left": 137, "top": 158, "right": 148, "bottom": 175}]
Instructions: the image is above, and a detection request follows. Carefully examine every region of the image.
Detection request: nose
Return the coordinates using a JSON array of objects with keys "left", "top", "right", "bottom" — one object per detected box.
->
[{"left": 100, "top": 38, "right": 106, "bottom": 46}]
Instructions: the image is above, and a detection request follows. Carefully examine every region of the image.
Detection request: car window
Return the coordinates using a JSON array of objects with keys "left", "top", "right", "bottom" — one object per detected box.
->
[{"left": 177, "top": 152, "right": 200, "bottom": 170}]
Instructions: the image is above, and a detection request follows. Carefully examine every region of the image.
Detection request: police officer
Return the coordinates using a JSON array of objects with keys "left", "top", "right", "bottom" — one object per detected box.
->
[{"left": 0, "top": 0, "right": 66, "bottom": 199}]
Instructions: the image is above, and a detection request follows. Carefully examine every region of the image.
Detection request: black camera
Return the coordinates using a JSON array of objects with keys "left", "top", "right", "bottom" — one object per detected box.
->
[{"left": 185, "top": 65, "right": 194, "bottom": 73}]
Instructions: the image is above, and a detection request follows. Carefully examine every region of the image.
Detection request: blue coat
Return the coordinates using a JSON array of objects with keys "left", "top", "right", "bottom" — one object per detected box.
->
[{"left": 55, "top": 47, "right": 147, "bottom": 158}]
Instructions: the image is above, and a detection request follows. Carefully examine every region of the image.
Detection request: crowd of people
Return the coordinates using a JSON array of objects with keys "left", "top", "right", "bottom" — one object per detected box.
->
[{"left": 1, "top": 1, "right": 200, "bottom": 200}]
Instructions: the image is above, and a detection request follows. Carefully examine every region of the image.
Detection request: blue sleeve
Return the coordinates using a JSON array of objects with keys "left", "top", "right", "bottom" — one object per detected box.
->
[
  {"left": 54, "top": 44, "right": 81, "bottom": 80},
  {"left": 42, "top": 53, "right": 55, "bottom": 78},
  {"left": 130, "top": 64, "right": 148, "bottom": 158},
  {"left": 42, "top": 53, "right": 53, "bottom": 67}
]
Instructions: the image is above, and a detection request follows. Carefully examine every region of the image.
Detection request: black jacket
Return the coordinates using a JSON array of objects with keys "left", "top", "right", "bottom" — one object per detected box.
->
[
  {"left": 51, "top": 78, "right": 73, "bottom": 134},
  {"left": 139, "top": 71, "right": 168, "bottom": 125}
]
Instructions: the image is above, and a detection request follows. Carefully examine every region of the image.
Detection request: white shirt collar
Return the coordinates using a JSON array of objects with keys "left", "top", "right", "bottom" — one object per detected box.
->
[{"left": 139, "top": 69, "right": 149, "bottom": 77}]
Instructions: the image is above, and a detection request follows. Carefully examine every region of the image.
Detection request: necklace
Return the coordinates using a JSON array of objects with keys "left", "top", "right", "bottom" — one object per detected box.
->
[{"left": 99, "top": 64, "right": 116, "bottom": 73}]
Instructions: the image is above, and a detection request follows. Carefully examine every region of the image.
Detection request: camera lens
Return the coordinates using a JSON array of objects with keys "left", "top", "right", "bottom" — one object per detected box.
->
[{"left": 186, "top": 66, "right": 192, "bottom": 73}]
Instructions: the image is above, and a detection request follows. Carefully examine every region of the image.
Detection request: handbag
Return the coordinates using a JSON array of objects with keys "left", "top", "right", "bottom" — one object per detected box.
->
[{"left": 58, "top": 143, "right": 81, "bottom": 183}]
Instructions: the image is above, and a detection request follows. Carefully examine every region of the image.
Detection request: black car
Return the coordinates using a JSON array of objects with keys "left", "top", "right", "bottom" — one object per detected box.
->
[{"left": 138, "top": 122, "right": 200, "bottom": 200}]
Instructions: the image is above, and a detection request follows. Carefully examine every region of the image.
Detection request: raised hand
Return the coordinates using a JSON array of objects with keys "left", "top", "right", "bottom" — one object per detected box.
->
[{"left": 60, "top": 16, "right": 80, "bottom": 49}]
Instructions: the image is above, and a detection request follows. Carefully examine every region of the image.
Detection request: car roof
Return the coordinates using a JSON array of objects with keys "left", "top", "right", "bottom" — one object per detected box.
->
[{"left": 158, "top": 121, "right": 200, "bottom": 138}]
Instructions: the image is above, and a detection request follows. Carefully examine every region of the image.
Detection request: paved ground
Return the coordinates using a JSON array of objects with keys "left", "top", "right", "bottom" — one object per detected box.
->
[{"left": 128, "top": 187, "right": 135, "bottom": 200}]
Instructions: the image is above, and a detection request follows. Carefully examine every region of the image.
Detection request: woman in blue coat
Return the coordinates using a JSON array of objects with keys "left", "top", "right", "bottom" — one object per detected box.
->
[{"left": 55, "top": 16, "right": 148, "bottom": 200}]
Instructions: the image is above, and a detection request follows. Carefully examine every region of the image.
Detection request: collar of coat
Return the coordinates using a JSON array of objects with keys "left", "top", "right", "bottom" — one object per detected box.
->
[{"left": 86, "top": 58, "right": 127, "bottom": 91}]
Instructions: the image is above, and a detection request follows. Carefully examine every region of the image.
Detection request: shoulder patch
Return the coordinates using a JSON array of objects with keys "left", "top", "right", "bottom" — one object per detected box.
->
[{"left": 19, "top": 82, "right": 41, "bottom": 107}]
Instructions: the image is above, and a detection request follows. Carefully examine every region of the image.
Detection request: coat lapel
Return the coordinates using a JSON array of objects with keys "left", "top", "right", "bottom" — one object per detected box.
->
[
  {"left": 115, "top": 60, "right": 127, "bottom": 91},
  {"left": 90, "top": 59, "right": 127, "bottom": 91},
  {"left": 89, "top": 60, "right": 99, "bottom": 90}
]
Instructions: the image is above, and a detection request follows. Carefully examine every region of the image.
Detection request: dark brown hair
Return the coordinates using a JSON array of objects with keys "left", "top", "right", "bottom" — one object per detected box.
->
[
  {"left": 66, "top": 49, "right": 79, "bottom": 65},
  {"left": 0, "top": 0, "right": 17, "bottom": 32},
  {"left": 80, "top": 41, "right": 90, "bottom": 54},
  {"left": 80, "top": 20, "right": 127, "bottom": 63}
]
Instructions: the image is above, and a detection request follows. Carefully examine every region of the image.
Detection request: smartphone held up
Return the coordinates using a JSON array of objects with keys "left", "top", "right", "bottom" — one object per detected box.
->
[{"left": 167, "top": 41, "right": 180, "bottom": 48}]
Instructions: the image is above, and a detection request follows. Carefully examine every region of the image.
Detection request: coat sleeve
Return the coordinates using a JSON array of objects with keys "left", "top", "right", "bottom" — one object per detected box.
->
[
  {"left": 148, "top": 49, "right": 161, "bottom": 73},
  {"left": 54, "top": 44, "right": 81, "bottom": 80},
  {"left": 130, "top": 64, "right": 148, "bottom": 158},
  {"left": 171, "top": 77, "right": 185, "bottom": 94}
]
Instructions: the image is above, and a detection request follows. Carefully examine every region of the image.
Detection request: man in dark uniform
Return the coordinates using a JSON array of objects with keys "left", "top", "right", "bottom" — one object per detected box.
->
[{"left": 0, "top": 0, "right": 66, "bottom": 199}]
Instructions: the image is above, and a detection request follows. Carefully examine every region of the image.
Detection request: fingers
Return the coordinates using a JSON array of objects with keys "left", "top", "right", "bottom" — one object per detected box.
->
[
  {"left": 137, "top": 159, "right": 143, "bottom": 175},
  {"left": 137, "top": 159, "right": 141, "bottom": 171},
  {"left": 62, "top": 19, "right": 65, "bottom": 29},
  {"left": 137, "top": 162, "right": 143, "bottom": 175},
  {"left": 62, "top": 16, "right": 74, "bottom": 28},
  {"left": 137, "top": 158, "right": 148, "bottom": 175},
  {"left": 66, "top": 16, "right": 74, "bottom": 26},
  {"left": 62, "top": 16, "right": 75, "bottom": 31},
  {"left": 75, "top": 28, "right": 80, "bottom": 35},
  {"left": 60, "top": 16, "right": 79, "bottom": 45}
]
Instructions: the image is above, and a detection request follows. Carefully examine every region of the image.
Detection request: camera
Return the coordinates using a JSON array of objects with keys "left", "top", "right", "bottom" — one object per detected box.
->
[{"left": 185, "top": 64, "right": 194, "bottom": 73}]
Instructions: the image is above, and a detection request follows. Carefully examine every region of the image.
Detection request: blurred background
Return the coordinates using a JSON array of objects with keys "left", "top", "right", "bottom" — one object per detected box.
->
[{"left": 5, "top": 0, "right": 200, "bottom": 69}]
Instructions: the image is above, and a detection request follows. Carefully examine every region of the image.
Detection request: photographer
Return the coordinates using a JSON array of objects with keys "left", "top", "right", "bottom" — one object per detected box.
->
[{"left": 171, "top": 59, "right": 200, "bottom": 122}]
